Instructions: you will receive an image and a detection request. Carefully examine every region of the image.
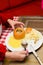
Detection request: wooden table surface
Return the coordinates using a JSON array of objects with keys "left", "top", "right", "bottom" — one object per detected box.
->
[
  {"left": 3, "top": 17, "right": 43, "bottom": 65},
  {"left": 3, "top": 45, "right": 43, "bottom": 65}
]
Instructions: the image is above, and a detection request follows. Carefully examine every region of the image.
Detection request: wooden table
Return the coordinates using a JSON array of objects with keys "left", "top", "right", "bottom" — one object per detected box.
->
[
  {"left": 3, "top": 17, "right": 43, "bottom": 65},
  {"left": 3, "top": 45, "right": 43, "bottom": 65}
]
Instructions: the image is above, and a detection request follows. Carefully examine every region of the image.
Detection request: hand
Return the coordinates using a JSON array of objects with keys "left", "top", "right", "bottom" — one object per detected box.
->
[
  {"left": 7, "top": 19, "right": 25, "bottom": 29},
  {"left": 5, "top": 50, "right": 28, "bottom": 61}
]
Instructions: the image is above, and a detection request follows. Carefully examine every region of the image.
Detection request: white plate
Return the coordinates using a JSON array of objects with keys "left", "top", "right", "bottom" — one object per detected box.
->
[
  {"left": 5, "top": 29, "right": 43, "bottom": 53},
  {"left": 5, "top": 32, "right": 24, "bottom": 51}
]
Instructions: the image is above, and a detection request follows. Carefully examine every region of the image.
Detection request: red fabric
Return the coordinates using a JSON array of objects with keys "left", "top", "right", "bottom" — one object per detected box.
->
[
  {"left": 0, "top": 44, "right": 7, "bottom": 61},
  {"left": 0, "top": 16, "right": 18, "bottom": 61},
  {"left": 9, "top": 0, "right": 32, "bottom": 7},
  {"left": 0, "top": 0, "right": 9, "bottom": 11},
  {"left": 0, "top": 28, "right": 13, "bottom": 61},
  {"left": 0, "top": 0, "right": 43, "bottom": 24},
  {"left": 0, "top": 0, "right": 32, "bottom": 11}
]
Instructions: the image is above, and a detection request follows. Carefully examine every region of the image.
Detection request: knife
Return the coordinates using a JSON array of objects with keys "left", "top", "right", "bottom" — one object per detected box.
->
[{"left": 30, "top": 42, "right": 43, "bottom": 65}]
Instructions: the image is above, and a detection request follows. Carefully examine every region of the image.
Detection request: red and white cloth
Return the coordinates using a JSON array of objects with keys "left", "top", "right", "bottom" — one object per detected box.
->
[
  {"left": 0, "top": 28, "right": 12, "bottom": 46},
  {"left": 0, "top": 16, "right": 19, "bottom": 61},
  {"left": 13, "top": 16, "right": 20, "bottom": 21},
  {"left": 0, "top": 28, "right": 12, "bottom": 61},
  {"left": 0, "top": 16, "right": 19, "bottom": 46}
]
